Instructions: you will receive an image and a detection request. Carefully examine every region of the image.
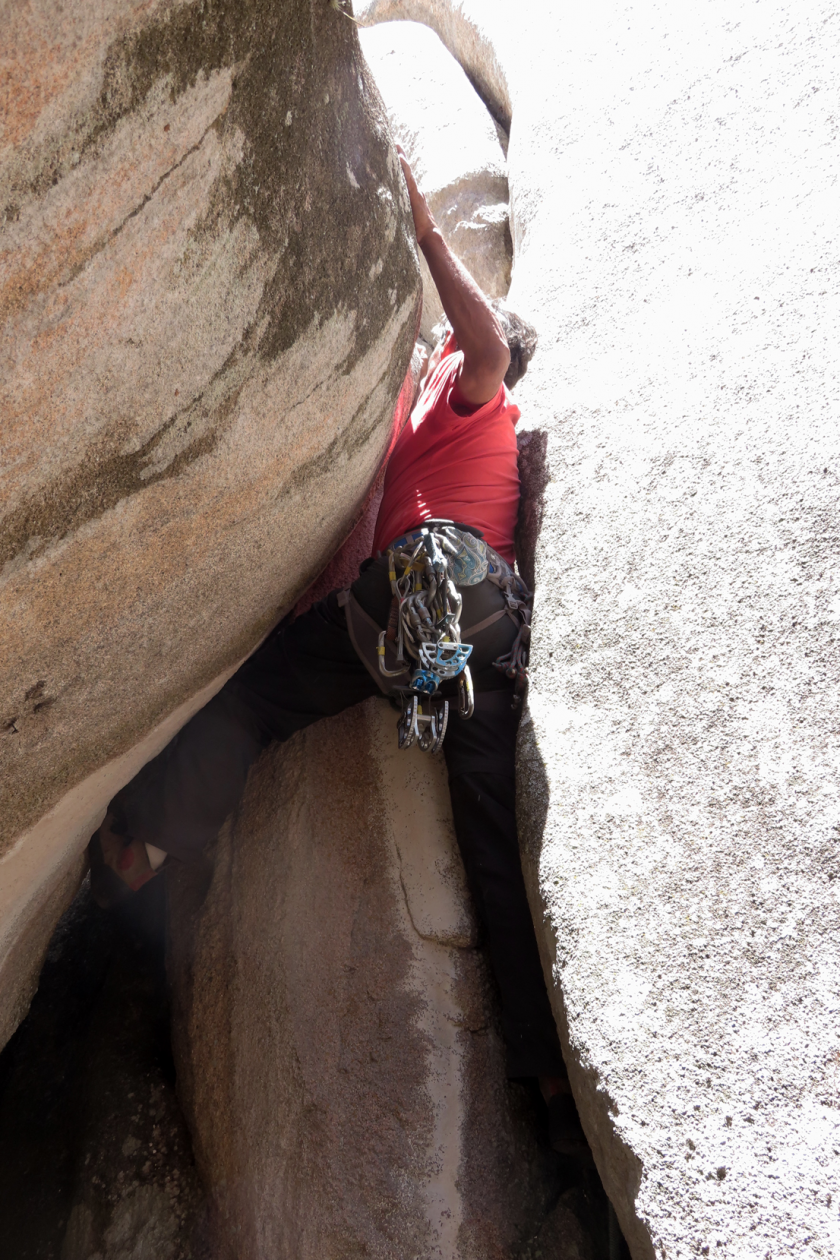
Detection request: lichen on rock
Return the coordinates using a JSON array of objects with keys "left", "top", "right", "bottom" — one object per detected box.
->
[{"left": 1, "top": 0, "right": 420, "bottom": 1055}]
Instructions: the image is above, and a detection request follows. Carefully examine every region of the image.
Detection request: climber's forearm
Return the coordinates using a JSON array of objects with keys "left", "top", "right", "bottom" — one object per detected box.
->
[
  {"left": 397, "top": 145, "right": 509, "bottom": 405},
  {"left": 417, "top": 228, "right": 510, "bottom": 404}
]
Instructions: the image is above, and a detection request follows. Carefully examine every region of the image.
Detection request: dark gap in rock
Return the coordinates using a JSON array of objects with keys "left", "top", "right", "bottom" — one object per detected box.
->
[{"left": 0, "top": 877, "right": 208, "bottom": 1259}]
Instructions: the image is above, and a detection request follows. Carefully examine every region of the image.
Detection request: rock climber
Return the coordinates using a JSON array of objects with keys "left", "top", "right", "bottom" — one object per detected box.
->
[{"left": 87, "top": 146, "right": 588, "bottom": 1159}]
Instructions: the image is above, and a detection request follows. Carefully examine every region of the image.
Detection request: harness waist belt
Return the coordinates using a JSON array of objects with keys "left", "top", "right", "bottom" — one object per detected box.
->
[{"left": 341, "top": 522, "right": 533, "bottom": 724}]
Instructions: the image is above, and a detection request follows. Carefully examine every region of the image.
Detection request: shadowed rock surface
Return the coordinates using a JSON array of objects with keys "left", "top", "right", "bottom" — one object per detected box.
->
[
  {"left": 360, "top": 1, "right": 840, "bottom": 1256},
  {"left": 1, "top": 0, "right": 420, "bottom": 1052}
]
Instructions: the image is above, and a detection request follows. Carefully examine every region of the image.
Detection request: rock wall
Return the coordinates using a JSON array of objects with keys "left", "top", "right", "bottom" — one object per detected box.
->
[
  {"left": 1, "top": 0, "right": 420, "bottom": 1051},
  {"left": 359, "top": 2, "right": 840, "bottom": 1257},
  {"left": 167, "top": 698, "right": 568, "bottom": 1260}
]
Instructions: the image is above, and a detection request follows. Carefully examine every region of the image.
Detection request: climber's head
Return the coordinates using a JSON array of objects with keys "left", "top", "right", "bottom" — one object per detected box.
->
[
  {"left": 430, "top": 300, "right": 538, "bottom": 391},
  {"left": 489, "top": 300, "right": 538, "bottom": 390}
]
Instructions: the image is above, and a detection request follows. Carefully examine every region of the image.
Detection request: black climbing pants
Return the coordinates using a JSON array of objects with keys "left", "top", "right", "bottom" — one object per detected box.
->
[{"left": 111, "top": 563, "right": 564, "bottom": 1079}]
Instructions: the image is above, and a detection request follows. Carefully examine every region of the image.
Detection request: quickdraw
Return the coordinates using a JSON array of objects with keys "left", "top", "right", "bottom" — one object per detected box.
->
[
  {"left": 377, "top": 524, "right": 532, "bottom": 752},
  {"left": 378, "top": 527, "right": 473, "bottom": 750}
]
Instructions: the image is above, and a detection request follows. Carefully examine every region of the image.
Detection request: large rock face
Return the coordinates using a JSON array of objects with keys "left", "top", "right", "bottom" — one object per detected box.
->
[
  {"left": 0, "top": 0, "right": 420, "bottom": 1049},
  {"left": 359, "top": 22, "right": 511, "bottom": 343},
  {"left": 167, "top": 698, "right": 569, "bottom": 1260},
  {"left": 360, "top": 1, "right": 840, "bottom": 1256}
]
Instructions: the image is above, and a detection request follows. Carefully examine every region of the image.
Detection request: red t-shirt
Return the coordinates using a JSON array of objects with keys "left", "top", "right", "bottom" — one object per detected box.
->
[{"left": 372, "top": 347, "right": 521, "bottom": 563}]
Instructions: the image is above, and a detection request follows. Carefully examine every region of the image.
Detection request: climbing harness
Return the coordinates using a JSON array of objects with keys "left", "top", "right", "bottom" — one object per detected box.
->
[{"left": 378, "top": 523, "right": 533, "bottom": 753}]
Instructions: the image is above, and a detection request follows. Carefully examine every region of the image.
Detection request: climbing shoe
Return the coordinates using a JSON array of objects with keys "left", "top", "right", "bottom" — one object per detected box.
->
[{"left": 88, "top": 812, "right": 160, "bottom": 909}]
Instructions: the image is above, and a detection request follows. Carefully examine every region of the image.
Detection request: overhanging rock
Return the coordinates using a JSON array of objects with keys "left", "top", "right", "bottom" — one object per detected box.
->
[
  {"left": 360, "top": 1, "right": 840, "bottom": 1255},
  {"left": 0, "top": 0, "right": 420, "bottom": 1049}
]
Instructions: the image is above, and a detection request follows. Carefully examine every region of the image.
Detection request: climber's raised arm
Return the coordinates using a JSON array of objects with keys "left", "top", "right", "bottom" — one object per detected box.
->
[{"left": 397, "top": 146, "right": 510, "bottom": 406}]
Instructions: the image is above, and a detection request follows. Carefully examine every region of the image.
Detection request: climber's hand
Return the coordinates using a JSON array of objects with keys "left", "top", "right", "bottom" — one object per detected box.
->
[{"left": 396, "top": 144, "right": 435, "bottom": 245}]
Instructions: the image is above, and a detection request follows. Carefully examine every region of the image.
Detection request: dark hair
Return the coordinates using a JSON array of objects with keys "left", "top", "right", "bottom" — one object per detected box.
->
[
  {"left": 490, "top": 299, "right": 538, "bottom": 390},
  {"left": 431, "top": 301, "right": 538, "bottom": 392}
]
